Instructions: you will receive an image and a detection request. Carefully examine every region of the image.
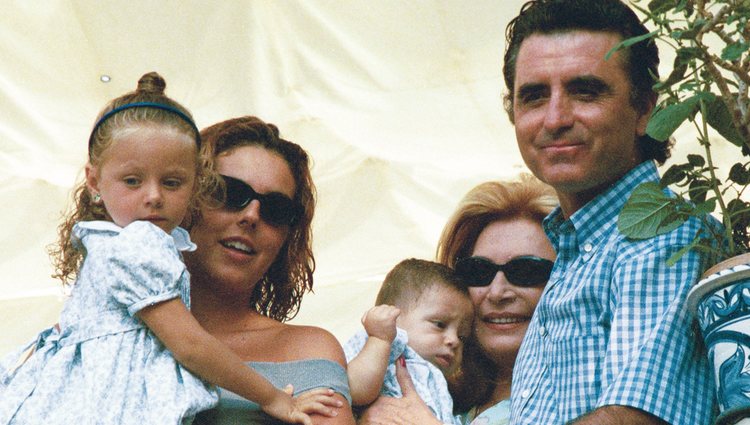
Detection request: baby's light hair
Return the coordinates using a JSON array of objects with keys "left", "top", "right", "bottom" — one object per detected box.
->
[{"left": 375, "top": 258, "right": 468, "bottom": 312}]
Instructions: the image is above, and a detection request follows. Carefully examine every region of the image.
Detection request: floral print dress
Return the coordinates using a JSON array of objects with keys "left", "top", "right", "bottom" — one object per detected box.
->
[{"left": 0, "top": 221, "right": 217, "bottom": 424}]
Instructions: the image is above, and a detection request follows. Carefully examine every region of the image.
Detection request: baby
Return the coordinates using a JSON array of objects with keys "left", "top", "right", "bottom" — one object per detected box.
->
[{"left": 344, "top": 258, "right": 473, "bottom": 424}]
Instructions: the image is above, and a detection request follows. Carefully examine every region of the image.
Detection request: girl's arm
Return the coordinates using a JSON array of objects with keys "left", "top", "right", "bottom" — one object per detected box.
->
[
  {"left": 294, "top": 388, "right": 345, "bottom": 418},
  {"left": 347, "top": 305, "right": 400, "bottom": 405},
  {"left": 137, "top": 298, "right": 311, "bottom": 425}
]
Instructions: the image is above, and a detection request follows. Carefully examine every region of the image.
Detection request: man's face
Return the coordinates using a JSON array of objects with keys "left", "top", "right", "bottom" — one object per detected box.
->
[{"left": 511, "top": 30, "right": 652, "bottom": 214}]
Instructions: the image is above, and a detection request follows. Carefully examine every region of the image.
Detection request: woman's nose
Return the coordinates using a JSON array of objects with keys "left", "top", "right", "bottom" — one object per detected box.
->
[
  {"left": 238, "top": 199, "right": 262, "bottom": 227},
  {"left": 486, "top": 272, "right": 516, "bottom": 303}
]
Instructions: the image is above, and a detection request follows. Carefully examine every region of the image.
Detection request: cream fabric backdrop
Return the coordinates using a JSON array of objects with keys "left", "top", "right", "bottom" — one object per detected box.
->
[{"left": 0, "top": 1, "right": 733, "bottom": 356}]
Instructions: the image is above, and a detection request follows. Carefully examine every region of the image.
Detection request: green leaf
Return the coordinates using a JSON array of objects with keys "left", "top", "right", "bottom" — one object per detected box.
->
[
  {"left": 606, "top": 31, "right": 659, "bottom": 60},
  {"left": 721, "top": 42, "right": 748, "bottom": 61},
  {"left": 727, "top": 198, "right": 750, "bottom": 219},
  {"left": 727, "top": 9, "right": 749, "bottom": 25},
  {"left": 672, "top": 19, "right": 707, "bottom": 40},
  {"left": 676, "top": 47, "right": 702, "bottom": 62},
  {"left": 687, "top": 154, "right": 705, "bottom": 167},
  {"left": 688, "top": 179, "right": 710, "bottom": 204},
  {"left": 666, "top": 235, "right": 702, "bottom": 266},
  {"left": 648, "top": 0, "right": 676, "bottom": 14},
  {"left": 660, "top": 164, "right": 687, "bottom": 186},
  {"left": 694, "top": 199, "right": 717, "bottom": 215},
  {"left": 676, "top": 0, "right": 693, "bottom": 15},
  {"left": 705, "top": 97, "right": 745, "bottom": 147},
  {"left": 729, "top": 163, "right": 750, "bottom": 185},
  {"left": 661, "top": 61, "right": 688, "bottom": 88},
  {"left": 618, "top": 182, "right": 686, "bottom": 239},
  {"left": 646, "top": 95, "right": 703, "bottom": 141}
]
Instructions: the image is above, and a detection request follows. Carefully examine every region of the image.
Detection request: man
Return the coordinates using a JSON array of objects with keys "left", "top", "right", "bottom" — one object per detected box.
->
[{"left": 504, "top": 0, "right": 716, "bottom": 424}]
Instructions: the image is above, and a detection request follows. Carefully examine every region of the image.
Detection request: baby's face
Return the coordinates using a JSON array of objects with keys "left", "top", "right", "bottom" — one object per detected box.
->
[{"left": 396, "top": 285, "right": 473, "bottom": 376}]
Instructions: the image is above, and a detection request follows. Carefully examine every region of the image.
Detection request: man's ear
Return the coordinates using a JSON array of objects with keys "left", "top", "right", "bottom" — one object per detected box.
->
[
  {"left": 85, "top": 163, "right": 99, "bottom": 196},
  {"left": 636, "top": 94, "right": 657, "bottom": 137}
]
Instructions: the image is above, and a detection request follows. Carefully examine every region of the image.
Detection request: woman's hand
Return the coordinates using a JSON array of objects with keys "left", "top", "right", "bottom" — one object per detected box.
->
[
  {"left": 292, "top": 386, "right": 344, "bottom": 418},
  {"left": 357, "top": 357, "right": 442, "bottom": 425}
]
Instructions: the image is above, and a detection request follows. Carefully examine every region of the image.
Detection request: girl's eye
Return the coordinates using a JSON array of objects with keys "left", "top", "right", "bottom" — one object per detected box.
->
[
  {"left": 432, "top": 321, "right": 446, "bottom": 329},
  {"left": 163, "top": 179, "right": 182, "bottom": 189},
  {"left": 123, "top": 177, "right": 140, "bottom": 186}
]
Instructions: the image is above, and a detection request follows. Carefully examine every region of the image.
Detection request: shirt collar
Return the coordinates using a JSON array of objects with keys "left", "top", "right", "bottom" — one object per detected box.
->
[
  {"left": 170, "top": 226, "right": 197, "bottom": 252},
  {"left": 543, "top": 160, "right": 660, "bottom": 248},
  {"left": 76, "top": 220, "right": 196, "bottom": 252}
]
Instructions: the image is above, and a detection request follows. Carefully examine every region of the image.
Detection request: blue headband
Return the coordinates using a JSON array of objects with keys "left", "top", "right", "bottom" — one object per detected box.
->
[{"left": 88, "top": 101, "right": 201, "bottom": 153}]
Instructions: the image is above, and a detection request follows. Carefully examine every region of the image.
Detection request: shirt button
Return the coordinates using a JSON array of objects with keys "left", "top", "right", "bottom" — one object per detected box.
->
[
  {"left": 521, "top": 389, "right": 530, "bottom": 398},
  {"left": 539, "top": 326, "right": 547, "bottom": 336},
  {"left": 583, "top": 243, "right": 593, "bottom": 252}
]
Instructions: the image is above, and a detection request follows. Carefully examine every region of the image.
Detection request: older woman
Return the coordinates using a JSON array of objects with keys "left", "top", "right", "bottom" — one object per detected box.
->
[
  {"left": 359, "top": 174, "right": 556, "bottom": 425},
  {"left": 187, "top": 116, "right": 354, "bottom": 424}
]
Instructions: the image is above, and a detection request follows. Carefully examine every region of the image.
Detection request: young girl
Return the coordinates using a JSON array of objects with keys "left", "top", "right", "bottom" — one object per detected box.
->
[{"left": 0, "top": 72, "right": 317, "bottom": 425}]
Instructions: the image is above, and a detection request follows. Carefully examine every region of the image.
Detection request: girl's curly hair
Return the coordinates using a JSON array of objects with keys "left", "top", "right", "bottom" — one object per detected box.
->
[{"left": 50, "top": 72, "right": 220, "bottom": 285}]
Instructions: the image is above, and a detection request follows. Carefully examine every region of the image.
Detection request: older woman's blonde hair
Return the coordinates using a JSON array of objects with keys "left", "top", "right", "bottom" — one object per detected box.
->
[
  {"left": 436, "top": 173, "right": 557, "bottom": 268},
  {"left": 437, "top": 173, "right": 557, "bottom": 412}
]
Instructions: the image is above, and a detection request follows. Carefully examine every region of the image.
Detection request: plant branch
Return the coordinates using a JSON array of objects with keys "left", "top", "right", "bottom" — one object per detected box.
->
[
  {"left": 620, "top": 0, "right": 750, "bottom": 262},
  {"left": 689, "top": 2, "right": 750, "bottom": 148},
  {"left": 699, "top": 100, "right": 737, "bottom": 255},
  {"left": 694, "top": 3, "right": 750, "bottom": 86}
]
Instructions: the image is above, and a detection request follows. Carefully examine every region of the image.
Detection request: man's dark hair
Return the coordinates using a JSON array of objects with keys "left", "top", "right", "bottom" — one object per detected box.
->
[{"left": 503, "top": 0, "right": 670, "bottom": 164}]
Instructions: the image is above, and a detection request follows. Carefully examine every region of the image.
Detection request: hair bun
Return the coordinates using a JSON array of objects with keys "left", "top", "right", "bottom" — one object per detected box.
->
[{"left": 136, "top": 72, "right": 166, "bottom": 95}]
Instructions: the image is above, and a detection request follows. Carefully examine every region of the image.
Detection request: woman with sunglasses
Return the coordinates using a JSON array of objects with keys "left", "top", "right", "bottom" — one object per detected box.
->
[
  {"left": 186, "top": 116, "right": 355, "bottom": 424},
  {"left": 359, "top": 173, "right": 556, "bottom": 425}
]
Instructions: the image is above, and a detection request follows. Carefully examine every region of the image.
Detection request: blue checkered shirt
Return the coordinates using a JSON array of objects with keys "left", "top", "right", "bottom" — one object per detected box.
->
[{"left": 509, "top": 161, "right": 717, "bottom": 424}]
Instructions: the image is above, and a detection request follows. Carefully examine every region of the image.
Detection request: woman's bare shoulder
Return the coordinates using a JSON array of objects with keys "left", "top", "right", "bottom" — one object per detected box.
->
[{"left": 278, "top": 323, "right": 347, "bottom": 366}]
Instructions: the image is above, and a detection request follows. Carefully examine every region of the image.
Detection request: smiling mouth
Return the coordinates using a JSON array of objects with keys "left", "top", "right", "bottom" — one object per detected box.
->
[
  {"left": 221, "top": 240, "right": 255, "bottom": 255},
  {"left": 542, "top": 141, "right": 583, "bottom": 150}
]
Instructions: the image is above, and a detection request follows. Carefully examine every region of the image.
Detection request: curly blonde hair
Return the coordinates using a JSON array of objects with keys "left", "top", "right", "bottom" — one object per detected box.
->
[{"left": 50, "top": 72, "right": 219, "bottom": 285}]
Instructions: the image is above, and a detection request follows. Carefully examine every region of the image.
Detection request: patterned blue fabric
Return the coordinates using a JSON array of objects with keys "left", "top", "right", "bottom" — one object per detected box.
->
[
  {"left": 0, "top": 221, "right": 217, "bottom": 424},
  {"left": 344, "top": 328, "right": 462, "bottom": 425},
  {"left": 509, "top": 161, "right": 717, "bottom": 424},
  {"left": 195, "top": 359, "right": 352, "bottom": 424}
]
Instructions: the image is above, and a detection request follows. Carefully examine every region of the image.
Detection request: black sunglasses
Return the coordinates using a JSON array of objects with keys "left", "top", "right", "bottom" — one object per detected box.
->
[
  {"left": 454, "top": 255, "right": 553, "bottom": 287},
  {"left": 217, "top": 174, "right": 303, "bottom": 227}
]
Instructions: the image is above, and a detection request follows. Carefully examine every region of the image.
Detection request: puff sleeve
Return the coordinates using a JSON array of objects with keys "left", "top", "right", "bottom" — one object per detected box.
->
[{"left": 80, "top": 221, "right": 188, "bottom": 316}]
